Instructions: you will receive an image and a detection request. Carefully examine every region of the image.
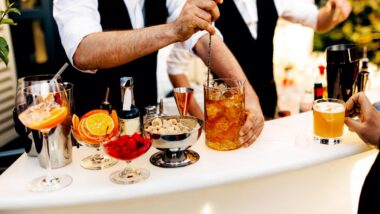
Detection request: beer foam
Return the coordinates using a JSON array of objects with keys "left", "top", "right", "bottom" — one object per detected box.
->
[{"left": 315, "top": 102, "right": 344, "bottom": 113}]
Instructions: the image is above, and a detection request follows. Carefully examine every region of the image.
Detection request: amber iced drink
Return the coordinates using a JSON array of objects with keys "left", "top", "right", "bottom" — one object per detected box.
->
[
  {"left": 204, "top": 79, "right": 245, "bottom": 151},
  {"left": 313, "top": 98, "right": 345, "bottom": 145}
]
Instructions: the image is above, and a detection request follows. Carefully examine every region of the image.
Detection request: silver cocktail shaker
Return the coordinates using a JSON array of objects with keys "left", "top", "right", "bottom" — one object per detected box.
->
[{"left": 38, "top": 82, "right": 74, "bottom": 169}]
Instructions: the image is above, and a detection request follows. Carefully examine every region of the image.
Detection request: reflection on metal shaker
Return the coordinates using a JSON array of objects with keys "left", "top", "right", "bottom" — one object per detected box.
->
[
  {"left": 326, "top": 44, "right": 359, "bottom": 102},
  {"left": 38, "top": 82, "right": 74, "bottom": 169}
]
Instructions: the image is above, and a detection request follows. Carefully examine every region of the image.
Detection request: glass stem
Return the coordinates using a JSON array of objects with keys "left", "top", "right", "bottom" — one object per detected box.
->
[
  {"left": 42, "top": 132, "right": 54, "bottom": 183},
  {"left": 120, "top": 160, "right": 136, "bottom": 178},
  {"left": 92, "top": 147, "right": 105, "bottom": 163},
  {"left": 119, "top": 160, "right": 139, "bottom": 179}
]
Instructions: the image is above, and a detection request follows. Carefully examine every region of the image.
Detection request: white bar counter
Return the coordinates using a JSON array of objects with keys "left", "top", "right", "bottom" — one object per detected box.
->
[{"left": 1, "top": 88, "right": 379, "bottom": 214}]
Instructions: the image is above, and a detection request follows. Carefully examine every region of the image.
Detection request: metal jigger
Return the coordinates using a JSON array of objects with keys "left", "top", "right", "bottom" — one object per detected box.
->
[{"left": 173, "top": 87, "right": 193, "bottom": 116}]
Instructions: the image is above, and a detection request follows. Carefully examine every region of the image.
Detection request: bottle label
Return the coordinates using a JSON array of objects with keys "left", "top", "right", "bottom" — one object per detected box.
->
[
  {"left": 314, "top": 84, "right": 323, "bottom": 100},
  {"left": 122, "top": 88, "right": 132, "bottom": 111},
  {"left": 120, "top": 117, "right": 140, "bottom": 135}
]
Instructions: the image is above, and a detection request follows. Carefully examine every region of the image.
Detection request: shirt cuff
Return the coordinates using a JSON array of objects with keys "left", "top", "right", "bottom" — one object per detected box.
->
[
  {"left": 276, "top": 1, "right": 319, "bottom": 30},
  {"left": 60, "top": 19, "right": 101, "bottom": 73},
  {"left": 181, "top": 27, "right": 223, "bottom": 54}
]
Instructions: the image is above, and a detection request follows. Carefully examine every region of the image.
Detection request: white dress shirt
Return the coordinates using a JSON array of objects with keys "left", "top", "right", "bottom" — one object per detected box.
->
[
  {"left": 235, "top": 0, "right": 319, "bottom": 39},
  {"left": 167, "top": 0, "right": 319, "bottom": 75},
  {"left": 53, "top": 0, "right": 207, "bottom": 69}
]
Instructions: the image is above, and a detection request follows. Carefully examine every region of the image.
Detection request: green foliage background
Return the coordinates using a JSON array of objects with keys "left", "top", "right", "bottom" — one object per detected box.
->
[
  {"left": 314, "top": 0, "right": 380, "bottom": 65},
  {"left": 0, "top": 0, "right": 19, "bottom": 65}
]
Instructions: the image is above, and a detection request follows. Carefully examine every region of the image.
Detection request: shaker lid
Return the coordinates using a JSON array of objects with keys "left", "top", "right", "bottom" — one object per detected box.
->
[
  {"left": 120, "top": 77, "right": 134, "bottom": 87},
  {"left": 326, "top": 44, "right": 359, "bottom": 64}
]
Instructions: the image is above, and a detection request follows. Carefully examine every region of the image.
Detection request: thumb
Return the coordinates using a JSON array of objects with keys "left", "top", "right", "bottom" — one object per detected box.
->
[{"left": 344, "top": 117, "right": 362, "bottom": 132}]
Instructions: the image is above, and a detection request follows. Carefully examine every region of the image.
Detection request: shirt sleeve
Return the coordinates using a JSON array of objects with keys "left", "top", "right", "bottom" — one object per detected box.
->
[
  {"left": 53, "top": 0, "right": 102, "bottom": 71},
  {"left": 275, "top": 0, "right": 319, "bottom": 30},
  {"left": 167, "top": 43, "right": 195, "bottom": 75}
]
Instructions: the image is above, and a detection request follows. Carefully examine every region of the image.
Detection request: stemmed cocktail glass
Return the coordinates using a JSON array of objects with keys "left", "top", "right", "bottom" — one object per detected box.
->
[
  {"left": 16, "top": 79, "right": 72, "bottom": 192},
  {"left": 103, "top": 133, "right": 152, "bottom": 184},
  {"left": 13, "top": 74, "right": 62, "bottom": 156},
  {"left": 72, "top": 109, "right": 118, "bottom": 170}
]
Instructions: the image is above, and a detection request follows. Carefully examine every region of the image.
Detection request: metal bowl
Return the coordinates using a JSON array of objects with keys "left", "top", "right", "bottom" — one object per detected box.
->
[{"left": 143, "top": 115, "right": 203, "bottom": 168}]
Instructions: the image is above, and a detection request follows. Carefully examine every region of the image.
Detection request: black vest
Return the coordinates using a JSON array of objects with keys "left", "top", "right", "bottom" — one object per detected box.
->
[
  {"left": 65, "top": 0, "right": 168, "bottom": 116},
  {"left": 216, "top": 0, "right": 278, "bottom": 118}
]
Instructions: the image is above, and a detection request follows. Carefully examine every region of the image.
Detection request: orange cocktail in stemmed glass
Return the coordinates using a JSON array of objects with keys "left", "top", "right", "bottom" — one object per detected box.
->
[
  {"left": 72, "top": 109, "right": 119, "bottom": 170},
  {"left": 16, "top": 79, "right": 72, "bottom": 192}
]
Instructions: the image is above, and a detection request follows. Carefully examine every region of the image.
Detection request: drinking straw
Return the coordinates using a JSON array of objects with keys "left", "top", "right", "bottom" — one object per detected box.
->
[{"left": 53, "top": 62, "right": 69, "bottom": 80}]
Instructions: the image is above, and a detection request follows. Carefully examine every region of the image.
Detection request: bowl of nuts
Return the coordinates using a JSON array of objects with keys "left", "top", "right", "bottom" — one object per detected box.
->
[{"left": 143, "top": 115, "right": 203, "bottom": 168}]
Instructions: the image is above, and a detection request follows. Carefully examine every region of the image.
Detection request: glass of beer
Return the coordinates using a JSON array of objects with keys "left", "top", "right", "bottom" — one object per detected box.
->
[
  {"left": 313, "top": 98, "right": 345, "bottom": 145},
  {"left": 204, "top": 79, "right": 245, "bottom": 151}
]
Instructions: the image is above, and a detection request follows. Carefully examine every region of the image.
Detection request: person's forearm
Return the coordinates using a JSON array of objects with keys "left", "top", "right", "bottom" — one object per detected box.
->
[
  {"left": 73, "top": 23, "right": 178, "bottom": 70},
  {"left": 193, "top": 35, "right": 260, "bottom": 104}
]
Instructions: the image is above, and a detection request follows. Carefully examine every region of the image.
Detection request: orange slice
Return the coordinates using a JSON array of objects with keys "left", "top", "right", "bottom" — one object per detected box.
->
[
  {"left": 27, "top": 106, "right": 68, "bottom": 130},
  {"left": 72, "top": 114, "right": 80, "bottom": 131},
  {"left": 80, "top": 109, "right": 109, "bottom": 120},
  {"left": 85, "top": 113, "right": 114, "bottom": 136},
  {"left": 111, "top": 110, "right": 119, "bottom": 136},
  {"left": 76, "top": 118, "right": 99, "bottom": 145}
]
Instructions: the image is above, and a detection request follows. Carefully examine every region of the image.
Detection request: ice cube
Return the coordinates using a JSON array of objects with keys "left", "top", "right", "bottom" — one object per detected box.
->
[
  {"left": 222, "top": 88, "right": 240, "bottom": 99},
  {"left": 206, "top": 88, "right": 222, "bottom": 100}
]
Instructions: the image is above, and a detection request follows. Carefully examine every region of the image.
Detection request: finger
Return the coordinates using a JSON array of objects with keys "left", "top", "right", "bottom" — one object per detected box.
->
[
  {"left": 239, "top": 112, "right": 251, "bottom": 136},
  {"left": 344, "top": 117, "right": 363, "bottom": 133},
  {"left": 239, "top": 117, "right": 264, "bottom": 147},
  {"left": 240, "top": 127, "right": 254, "bottom": 145},
  {"left": 242, "top": 132, "right": 257, "bottom": 148},
  {"left": 357, "top": 92, "right": 372, "bottom": 110},
  {"left": 208, "top": 5, "right": 220, "bottom": 22},
  {"left": 188, "top": 15, "right": 215, "bottom": 35},
  {"left": 345, "top": 92, "right": 362, "bottom": 111},
  {"left": 194, "top": 7, "right": 212, "bottom": 23},
  {"left": 345, "top": 96, "right": 355, "bottom": 111},
  {"left": 193, "top": 0, "right": 220, "bottom": 22}
]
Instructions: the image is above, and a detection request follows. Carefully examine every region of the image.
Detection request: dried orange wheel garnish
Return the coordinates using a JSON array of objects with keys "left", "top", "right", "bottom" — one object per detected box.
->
[
  {"left": 80, "top": 109, "right": 110, "bottom": 120},
  {"left": 85, "top": 113, "right": 114, "bottom": 136}
]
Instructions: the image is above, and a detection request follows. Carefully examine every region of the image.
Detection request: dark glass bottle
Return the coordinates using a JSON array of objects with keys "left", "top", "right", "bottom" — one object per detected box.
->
[
  {"left": 118, "top": 77, "right": 140, "bottom": 135},
  {"left": 354, "top": 46, "right": 369, "bottom": 94},
  {"left": 314, "top": 68, "right": 323, "bottom": 100},
  {"left": 100, "top": 87, "right": 112, "bottom": 113}
]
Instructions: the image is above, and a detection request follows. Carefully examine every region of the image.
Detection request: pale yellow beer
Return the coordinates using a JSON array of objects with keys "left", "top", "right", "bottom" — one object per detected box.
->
[{"left": 313, "top": 99, "right": 345, "bottom": 144}]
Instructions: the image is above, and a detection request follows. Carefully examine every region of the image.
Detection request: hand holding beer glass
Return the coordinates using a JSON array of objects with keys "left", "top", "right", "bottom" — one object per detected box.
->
[{"left": 313, "top": 98, "right": 345, "bottom": 145}]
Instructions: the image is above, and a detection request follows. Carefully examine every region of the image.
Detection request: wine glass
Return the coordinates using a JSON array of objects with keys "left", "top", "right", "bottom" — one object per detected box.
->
[
  {"left": 15, "top": 79, "right": 72, "bottom": 192},
  {"left": 72, "top": 109, "right": 118, "bottom": 170},
  {"left": 14, "top": 74, "right": 63, "bottom": 156},
  {"left": 102, "top": 133, "right": 152, "bottom": 184}
]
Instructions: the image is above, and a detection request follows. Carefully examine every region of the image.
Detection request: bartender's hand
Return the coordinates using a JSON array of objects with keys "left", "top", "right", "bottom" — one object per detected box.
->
[
  {"left": 345, "top": 92, "right": 380, "bottom": 147},
  {"left": 239, "top": 97, "right": 264, "bottom": 147},
  {"left": 173, "top": 0, "right": 222, "bottom": 42},
  {"left": 316, "top": 0, "right": 351, "bottom": 32}
]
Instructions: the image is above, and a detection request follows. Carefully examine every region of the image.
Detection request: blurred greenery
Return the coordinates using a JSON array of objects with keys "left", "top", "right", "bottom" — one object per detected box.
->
[
  {"left": 0, "top": 0, "right": 20, "bottom": 65},
  {"left": 314, "top": 0, "right": 380, "bottom": 65}
]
